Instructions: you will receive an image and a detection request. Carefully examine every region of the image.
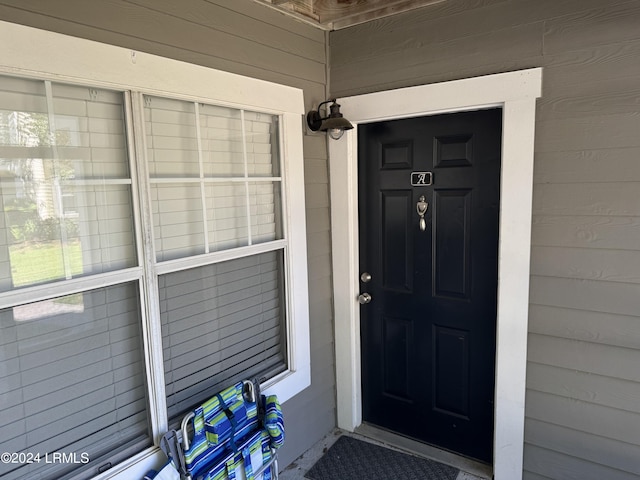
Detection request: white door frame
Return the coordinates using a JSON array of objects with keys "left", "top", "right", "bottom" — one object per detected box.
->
[{"left": 328, "top": 68, "right": 542, "bottom": 480}]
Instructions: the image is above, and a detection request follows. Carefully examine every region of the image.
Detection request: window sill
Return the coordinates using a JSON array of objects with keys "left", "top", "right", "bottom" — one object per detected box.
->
[{"left": 262, "top": 363, "right": 311, "bottom": 404}]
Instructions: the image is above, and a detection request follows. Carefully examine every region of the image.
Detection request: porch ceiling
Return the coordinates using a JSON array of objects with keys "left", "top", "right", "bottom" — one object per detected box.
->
[{"left": 251, "top": 0, "right": 447, "bottom": 30}]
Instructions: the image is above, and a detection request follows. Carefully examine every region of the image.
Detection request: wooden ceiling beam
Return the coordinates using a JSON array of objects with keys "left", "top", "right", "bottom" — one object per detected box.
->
[
  {"left": 314, "top": 0, "right": 388, "bottom": 23},
  {"left": 252, "top": 0, "right": 448, "bottom": 30},
  {"left": 329, "top": 0, "right": 447, "bottom": 29},
  {"left": 258, "top": 0, "right": 319, "bottom": 23}
]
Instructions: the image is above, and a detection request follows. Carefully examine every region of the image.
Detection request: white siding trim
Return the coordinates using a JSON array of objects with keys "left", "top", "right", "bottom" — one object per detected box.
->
[
  {"left": 0, "top": 21, "right": 304, "bottom": 115},
  {"left": 154, "top": 239, "right": 289, "bottom": 275},
  {"left": 262, "top": 111, "right": 311, "bottom": 401},
  {"left": 0, "top": 267, "right": 143, "bottom": 308},
  {"left": 329, "top": 68, "right": 542, "bottom": 480}
]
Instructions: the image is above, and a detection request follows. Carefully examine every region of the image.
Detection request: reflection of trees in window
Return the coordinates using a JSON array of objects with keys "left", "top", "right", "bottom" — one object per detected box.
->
[{"left": 2, "top": 108, "right": 81, "bottom": 288}]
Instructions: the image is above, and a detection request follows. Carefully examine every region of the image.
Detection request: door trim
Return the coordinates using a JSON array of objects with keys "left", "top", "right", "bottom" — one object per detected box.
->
[{"left": 328, "top": 68, "right": 542, "bottom": 480}]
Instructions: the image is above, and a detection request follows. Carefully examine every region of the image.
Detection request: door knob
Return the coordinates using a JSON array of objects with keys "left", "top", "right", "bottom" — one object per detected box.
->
[
  {"left": 360, "top": 272, "right": 372, "bottom": 283},
  {"left": 358, "top": 293, "right": 372, "bottom": 304}
]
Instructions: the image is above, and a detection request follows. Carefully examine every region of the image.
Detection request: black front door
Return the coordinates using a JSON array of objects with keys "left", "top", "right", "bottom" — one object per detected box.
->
[{"left": 358, "top": 108, "right": 501, "bottom": 463}]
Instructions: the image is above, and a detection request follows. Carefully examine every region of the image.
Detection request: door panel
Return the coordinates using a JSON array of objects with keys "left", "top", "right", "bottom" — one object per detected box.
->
[
  {"left": 381, "top": 190, "right": 413, "bottom": 292},
  {"left": 433, "top": 325, "right": 470, "bottom": 418},
  {"left": 358, "top": 108, "right": 501, "bottom": 463},
  {"left": 433, "top": 134, "right": 473, "bottom": 167},
  {"left": 381, "top": 140, "right": 413, "bottom": 169},
  {"left": 383, "top": 315, "right": 413, "bottom": 400},
  {"left": 433, "top": 189, "right": 471, "bottom": 299}
]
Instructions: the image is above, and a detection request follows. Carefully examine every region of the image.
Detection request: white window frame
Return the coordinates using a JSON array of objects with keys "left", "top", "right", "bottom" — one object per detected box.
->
[{"left": 0, "top": 20, "right": 310, "bottom": 479}]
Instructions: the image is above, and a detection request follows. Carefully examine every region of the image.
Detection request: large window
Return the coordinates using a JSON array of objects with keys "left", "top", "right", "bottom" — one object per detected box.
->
[
  {"left": 144, "top": 96, "right": 288, "bottom": 420},
  {"left": 0, "top": 20, "right": 309, "bottom": 480},
  {"left": 0, "top": 78, "right": 149, "bottom": 480}
]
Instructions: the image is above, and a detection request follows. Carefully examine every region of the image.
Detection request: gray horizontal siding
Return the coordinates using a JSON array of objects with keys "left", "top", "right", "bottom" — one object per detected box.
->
[
  {"left": 330, "top": 0, "right": 640, "bottom": 479},
  {"left": 531, "top": 246, "right": 640, "bottom": 284},
  {"left": 0, "top": 0, "right": 327, "bottom": 109},
  {"left": 529, "top": 304, "right": 640, "bottom": 350},
  {"left": 0, "top": 0, "right": 334, "bottom": 470}
]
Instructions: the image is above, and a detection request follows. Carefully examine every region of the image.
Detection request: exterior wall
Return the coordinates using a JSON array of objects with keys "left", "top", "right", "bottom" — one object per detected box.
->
[
  {"left": 330, "top": 1, "right": 640, "bottom": 479},
  {"left": 0, "top": 0, "right": 335, "bottom": 469}
]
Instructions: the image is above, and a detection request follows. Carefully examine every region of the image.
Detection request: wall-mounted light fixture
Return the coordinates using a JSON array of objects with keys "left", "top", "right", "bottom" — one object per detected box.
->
[{"left": 306, "top": 99, "right": 353, "bottom": 140}]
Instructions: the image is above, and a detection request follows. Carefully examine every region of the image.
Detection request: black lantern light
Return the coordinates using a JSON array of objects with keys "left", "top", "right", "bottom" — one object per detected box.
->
[{"left": 306, "top": 99, "right": 353, "bottom": 140}]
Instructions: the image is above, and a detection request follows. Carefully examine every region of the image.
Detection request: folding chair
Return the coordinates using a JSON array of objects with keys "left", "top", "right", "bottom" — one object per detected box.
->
[{"left": 145, "top": 380, "right": 284, "bottom": 480}]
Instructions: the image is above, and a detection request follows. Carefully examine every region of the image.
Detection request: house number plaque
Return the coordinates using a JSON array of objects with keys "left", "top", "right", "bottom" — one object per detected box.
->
[{"left": 411, "top": 171, "right": 433, "bottom": 186}]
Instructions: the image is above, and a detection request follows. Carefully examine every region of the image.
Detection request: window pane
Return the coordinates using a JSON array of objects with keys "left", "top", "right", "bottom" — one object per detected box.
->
[
  {"left": 0, "top": 77, "right": 136, "bottom": 291},
  {"left": 145, "top": 96, "right": 199, "bottom": 178},
  {"left": 152, "top": 183, "right": 206, "bottom": 262},
  {"left": 206, "top": 182, "right": 249, "bottom": 252},
  {"left": 249, "top": 181, "right": 282, "bottom": 244},
  {"left": 243, "top": 110, "right": 279, "bottom": 178},
  {"left": 160, "top": 250, "right": 287, "bottom": 420},
  {"left": 65, "top": 185, "right": 137, "bottom": 273},
  {"left": 0, "top": 283, "right": 150, "bottom": 480},
  {"left": 199, "top": 104, "right": 244, "bottom": 177}
]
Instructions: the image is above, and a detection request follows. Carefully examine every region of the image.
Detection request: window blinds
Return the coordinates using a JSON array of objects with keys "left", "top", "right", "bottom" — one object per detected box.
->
[
  {"left": 0, "top": 284, "right": 150, "bottom": 480},
  {"left": 160, "top": 251, "right": 287, "bottom": 420}
]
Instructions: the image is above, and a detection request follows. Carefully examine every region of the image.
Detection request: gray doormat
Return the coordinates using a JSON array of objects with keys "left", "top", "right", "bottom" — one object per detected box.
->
[{"left": 305, "top": 435, "right": 459, "bottom": 480}]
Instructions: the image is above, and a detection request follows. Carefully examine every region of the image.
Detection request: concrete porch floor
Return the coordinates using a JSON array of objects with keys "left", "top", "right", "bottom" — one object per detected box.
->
[{"left": 279, "top": 425, "right": 492, "bottom": 480}]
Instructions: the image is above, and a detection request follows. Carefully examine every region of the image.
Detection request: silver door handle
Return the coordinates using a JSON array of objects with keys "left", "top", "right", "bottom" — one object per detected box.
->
[{"left": 358, "top": 293, "right": 372, "bottom": 304}]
